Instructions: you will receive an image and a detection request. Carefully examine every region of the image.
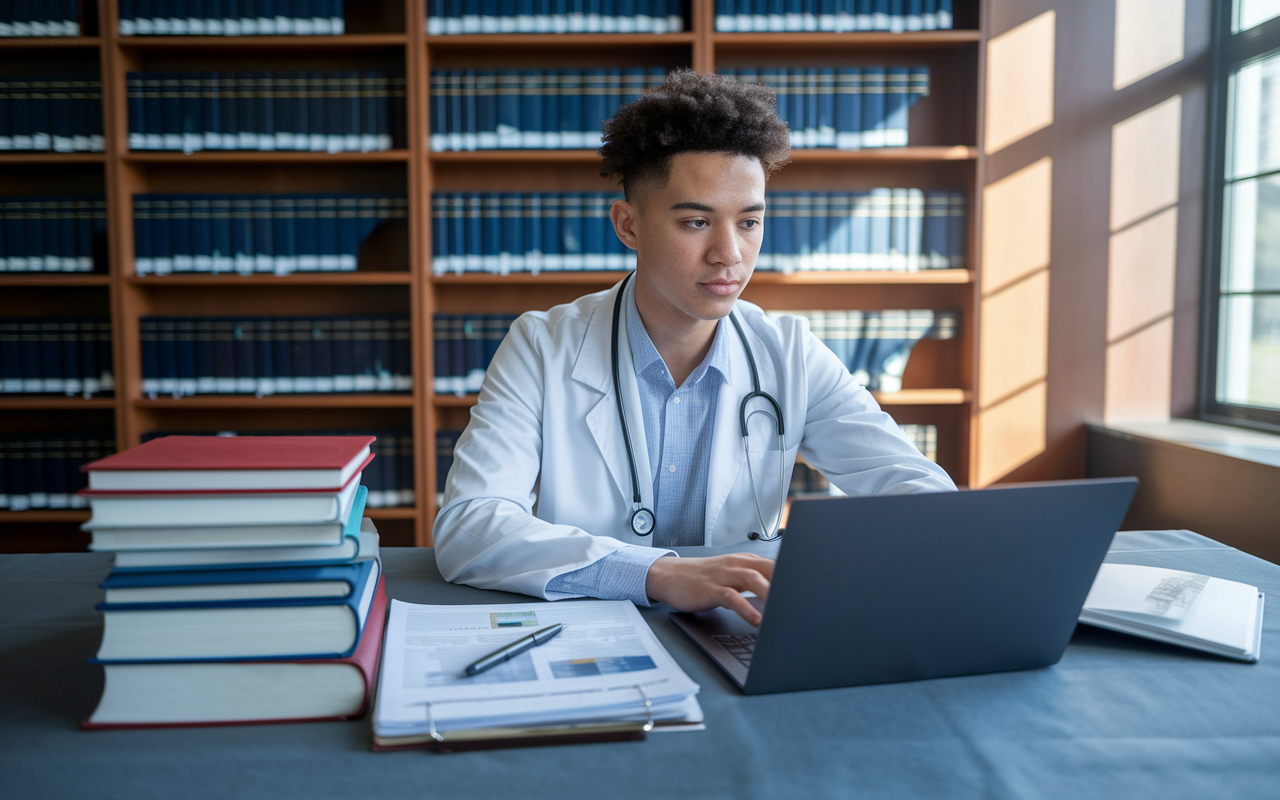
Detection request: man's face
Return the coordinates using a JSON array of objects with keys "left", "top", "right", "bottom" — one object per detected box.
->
[{"left": 614, "top": 151, "right": 767, "bottom": 325}]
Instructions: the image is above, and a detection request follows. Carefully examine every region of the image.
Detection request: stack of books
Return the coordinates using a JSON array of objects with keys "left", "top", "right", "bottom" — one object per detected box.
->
[
  {"left": 0, "top": 75, "right": 105, "bottom": 152},
  {"left": 427, "top": 1, "right": 686, "bottom": 35},
  {"left": 81, "top": 435, "right": 387, "bottom": 728},
  {"left": 118, "top": 0, "right": 347, "bottom": 36},
  {"left": 715, "top": 0, "right": 954, "bottom": 32},
  {"left": 0, "top": 1, "right": 82, "bottom": 37}
]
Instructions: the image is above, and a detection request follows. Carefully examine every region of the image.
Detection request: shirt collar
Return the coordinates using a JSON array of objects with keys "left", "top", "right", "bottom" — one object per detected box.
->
[{"left": 626, "top": 278, "right": 731, "bottom": 388}]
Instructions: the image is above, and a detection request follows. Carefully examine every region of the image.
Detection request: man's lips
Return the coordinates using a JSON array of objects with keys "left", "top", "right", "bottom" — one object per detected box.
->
[{"left": 700, "top": 278, "right": 741, "bottom": 296}]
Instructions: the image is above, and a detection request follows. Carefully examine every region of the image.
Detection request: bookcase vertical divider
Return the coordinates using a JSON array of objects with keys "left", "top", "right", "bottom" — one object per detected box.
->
[{"left": 408, "top": 0, "right": 432, "bottom": 546}]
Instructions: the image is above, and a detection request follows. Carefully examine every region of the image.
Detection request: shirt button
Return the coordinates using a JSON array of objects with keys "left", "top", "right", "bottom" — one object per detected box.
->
[
  {"left": 673, "top": 396, "right": 680, "bottom": 404},
  {"left": 669, "top": 465, "right": 676, "bottom": 473}
]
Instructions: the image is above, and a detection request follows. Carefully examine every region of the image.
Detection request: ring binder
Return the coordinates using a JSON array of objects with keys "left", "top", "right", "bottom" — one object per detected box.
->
[{"left": 635, "top": 684, "right": 655, "bottom": 733}]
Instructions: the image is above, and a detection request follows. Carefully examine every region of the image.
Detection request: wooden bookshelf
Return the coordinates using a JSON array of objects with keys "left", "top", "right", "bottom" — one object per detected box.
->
[
  {"left": 0, "top": 510, "right": 92, "bottom": 523},
  {"left": 2, "top": 0, "right": 986, "bottom": 548}
]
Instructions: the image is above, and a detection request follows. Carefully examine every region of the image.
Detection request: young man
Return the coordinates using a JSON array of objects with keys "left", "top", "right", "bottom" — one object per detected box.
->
[{"left": 434, "top": 70, "right": 955, "bottom": 625}]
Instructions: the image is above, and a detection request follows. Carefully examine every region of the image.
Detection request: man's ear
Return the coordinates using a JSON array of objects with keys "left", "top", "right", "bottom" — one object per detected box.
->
[{"left": 610, "top": 199, "right": 640, "bottom": 252}]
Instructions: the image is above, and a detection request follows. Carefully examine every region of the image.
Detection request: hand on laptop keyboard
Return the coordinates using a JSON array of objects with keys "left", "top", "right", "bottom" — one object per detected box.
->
[{"left": 645, "top": 553, "right": 774, "bottom": 626}]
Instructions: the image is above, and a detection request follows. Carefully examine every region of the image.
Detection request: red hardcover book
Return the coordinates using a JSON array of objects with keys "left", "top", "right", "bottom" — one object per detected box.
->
[
  {"left": 81, "top": 435, "right": 376, "bottom": 493},
  {"left": 81, "top": 575, "right": 388, "bottom": 730}
]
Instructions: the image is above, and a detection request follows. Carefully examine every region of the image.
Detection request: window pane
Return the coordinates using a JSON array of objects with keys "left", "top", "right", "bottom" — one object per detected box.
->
[
  {"left": 1237, "top": 0, "right": 1280, "bottom": 33},
  {"left": 1222, "top": 174, "right": 1280, "bottom": 292},
  {"left": 1218, "top": 295, "right": 1280, "bottom": 409},
  {"left": 1227, "top": 51, "right": 1280, "bottom": 179}
]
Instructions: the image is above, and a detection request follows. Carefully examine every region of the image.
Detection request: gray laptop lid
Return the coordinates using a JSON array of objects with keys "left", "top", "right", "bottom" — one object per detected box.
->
[{"left": 678, "top": 478, "right": 1138, "bottom": 695}]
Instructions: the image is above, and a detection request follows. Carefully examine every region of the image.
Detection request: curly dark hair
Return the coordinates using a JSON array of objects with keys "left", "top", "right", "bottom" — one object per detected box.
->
[{"left": 599, "top": 69, "right": 791, "bottom": 199}]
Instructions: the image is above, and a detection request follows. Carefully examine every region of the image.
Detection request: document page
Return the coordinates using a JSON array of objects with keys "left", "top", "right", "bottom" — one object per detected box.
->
[{"left": 374, "top": 599, "right": 700, "bottom": 736}]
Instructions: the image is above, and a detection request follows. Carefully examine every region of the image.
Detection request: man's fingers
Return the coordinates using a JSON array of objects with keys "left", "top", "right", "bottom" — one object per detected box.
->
[
  {"left": 722, "top": 566, "right": 771, "bottom": 602},
  {"left": 718, "top": 589, "right": 763, "bottom": 627}
]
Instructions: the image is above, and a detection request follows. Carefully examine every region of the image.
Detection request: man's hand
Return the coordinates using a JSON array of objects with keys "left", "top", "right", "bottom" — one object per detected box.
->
[{"left": 644, "top": 553, "right": 775, "bottom": 626}]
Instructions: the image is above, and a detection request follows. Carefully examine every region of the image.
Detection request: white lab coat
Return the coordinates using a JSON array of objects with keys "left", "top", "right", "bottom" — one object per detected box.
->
[{"left": 434, "top": 278, "right": 956, "bottom": 598}]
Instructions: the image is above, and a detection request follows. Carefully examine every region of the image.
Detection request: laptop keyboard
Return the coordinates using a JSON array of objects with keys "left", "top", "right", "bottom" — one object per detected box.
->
[{"left": 712, "top": 633, "right": 758, "bottom": 668}]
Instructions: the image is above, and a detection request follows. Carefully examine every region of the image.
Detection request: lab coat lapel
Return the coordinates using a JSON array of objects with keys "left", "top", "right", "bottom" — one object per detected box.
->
[
  {"left": 704, "top": 311, "right": 751, "bottom": 540},
  {"left": 574, "top": 278, "right": 654, "bottom": 512}
]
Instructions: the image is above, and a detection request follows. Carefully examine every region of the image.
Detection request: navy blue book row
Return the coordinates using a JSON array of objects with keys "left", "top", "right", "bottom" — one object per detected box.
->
[
  {"left": 767, "top": 308, "right": 957, "bottom": 392},
  {"left": 1, "top": 196, "right": 107, "bottom": 273},
  {"left": 141, "top": 430, "right": 415, "bottom": 508},
  {"left": 0, "top": 76, "right": 105, "bottom": 152},
  {"left": 430, "top": 189, "right": 965, "bottom": 275},
  {"left": 427, "top": 0, "right": 685, "bottom": 34},
  {"left": 1, "top": 436, "right": 114, "bottom": 512},
  {"left": 720, "top": 67, "right": 929, "bottom": 149},
  {"left": 133, "top": 193, "right": 407, "bottom": 276},
  {"left": 0, "top": 1, "right": 81, "bottom": 36},
  {"left": 435, "top": 428, "right": 460, "bottom": 501},
  {"left": 715, "top": 0, "right": 953, "bottom": 31},
  {"left": 126, "top": 71, "right": 405, "bottom": 153},
  {"left": 0, "top": 318, "right": 114, "bottom": 397},
  {"left": 433, "top": 314, "right": 519, "bottom": 394},
  {"left": 139, "top": 316, "right": 412, "bottom": 398},
  {"left": 431, "top": 192, "right": 633, "bottom": 274},
  {"left": 758, "top": 190, "right": 964, "bottom": 272},
  {"left": 429, "top": 68, "right": 668, "bottom": 151},
  {"left": 119, "top": 0, "right": 346, "bottom": 35}
]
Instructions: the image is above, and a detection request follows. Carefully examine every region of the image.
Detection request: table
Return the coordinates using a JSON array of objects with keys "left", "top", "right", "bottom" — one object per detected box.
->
[{"left": 2, "top": 530, "right": 1279, "bottom": 800}]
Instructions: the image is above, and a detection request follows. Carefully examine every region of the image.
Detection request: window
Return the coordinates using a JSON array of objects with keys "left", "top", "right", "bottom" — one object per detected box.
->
[{"left": 1204, "top": 1, "right": 1280, "bottom": 430}]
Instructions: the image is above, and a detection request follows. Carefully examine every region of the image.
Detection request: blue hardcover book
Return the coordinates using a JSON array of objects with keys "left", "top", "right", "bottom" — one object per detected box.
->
[
  {"left": 169, "top": 195, "right": 193, "bottom": 273},
  {"left": 495, "top": 70, "right": 520, "bottom": 148},
  {"left": 190, "top": 195, "right": 213, "bottom": 272},
  {"left": 871, "top": 0, "right": 888, "bottom": 29},
  {"left": 583, "top": 193, "right": 608, "bottom": 270},
  {"left": 560, "top": 193, "right": 584, "bottom": 270},
  {"left": 772, "top": 192, "right": 793, "bottom": 273},
  {"left": 524, "top": 194, "right": 542, "bottom": 272},
  {"left": 499, "top": 193, "right": 522, "bottom": 274},
  {"left": 18, "top": 320, "right": 40, "bottom": 393},
  {"left": 787, "top": 69, "right": 805, "bottom": 147},
  {"left": 803, "top": 68, "right": 819, "bottom": 147},
  {"left": 336, "top": 194, "right": 360, "bottom": 270},
  {"left": 211, "top": 318, "right": 235, "bottom": 393},
  {"left": 329, "top": 317, "right": 354, "bottom": 392},
  {"left": 539, "top": 193, "right": 560, "bottom": 271},
  {"left": 792, "top": 192, "right": 812, "bottom": 272},
  {"left": 887, "top": 187, "right": 907, "bottom": 271},
  {"left": 922, "top": 0, "right": 936, "bottom": 29},
  {"left": 251, "top": 195, "right": 274, "bottom": 273},
  {"left": 159, "top": 73, "right": 182, "bottom": 151},
  {"left": 559, "top": 70, "right": 584, "bottom": 149},
  {"left": 519, "top": 69, "right": 545, "bottom": 149},
  {"left": 127, "top": 73, "right": 146, "bottom": 150},
  {"left": 290, "top": 317, "right": 315, "bottom": 393},
  {"left": 480, "top": 193, "right": 501, "bottom": 273},
  {"left": 231, "top": 318, "right": 256, "bottom": 393},
  {"left": 621, "top": 67, "right": 645, "bottom": 106},
  {"left": 463, "top": 193, "right": 482, "bottom": 273},
  {"left": 883, "top": 67, "right": 909, "bottom": 147},
  {"left": 475, "top": 69, "right": 497, "bottom": 149},
  {"left": 251, "top": 317, "right": 275, "bottom": 394},
  {"left": 429, "top": 70, "right": 447, "bottom": 150},
  {"left": 174, "top": 318, "right": 196, "bottom": 396},
  {"left": 946, "top": 190, "right": 965, "bottom": 269},
  {"left": 433, "top": 315, "right": 449, "bottom": 392},
  {"left": 155, "top": 317, "right": 177, "bottom": 395},
  {"left": 353, "top": 318, "right": 378, "bottom": 391},
  {"left": 431, "top": 193, "right": 449, "bottom": 273},
  {"left": 230, "top": 195, "right": 254, "bottom": 274},
  {"left": 849, "top": 190, "right": 870, "bottom": 269},
  {"left": 311, "top": 317, "right": 334, "bottom": 393},
  {"left": 92, "top": 560, "right": 381, "bottom": 662},
  {"left": 238, "top": 72, "right": 258, "bottom": 150},
  {"left": 294, "top": 194, "right": 318, "bottom": 272},
  {"left": 463, "top": 315, "right": 484, "bottom": 392},
  {"left": 448, "top": 315, "right": 466, "bottom": 393},
  {"left": 461, "top": 69, "right": 478, "bottom": 151},
  {"left": 811, "top": 193, "right": 829, "bottom": 270},
  {"left": 150, "top": 195, "right": 174, "bottom": 275},
  {"left": 194, "top": 318, "right": 215, "bottom": 394},
  {"left": 905, "top": 0, "right": 921, "bottom": 30},
  {"left": 816, "top": 67, "right": 835, "bottom": 147},
  {"left": 921, "top": 190, "right": 947, "bottom": 269},
  {"left": 448, "top": 193, "right": 466, "bottom": 272},
  {"left": 867, "top": 187, "right": 891, "bottom": 270},
  {"left": 132, "top": 196, "right": 153, "bottom": 276},
  {"left": 315, "top": 195, "right": 339, "bottom": 271},
  {"left": 210, "top": 196, "right": 233, "bottom": 273},
  {"left": 715, "top": 0, "right": 735, "bottom": 29},
  {"left": 860, "top": 67, "right": 886, "bottom": 148},
  {"left": 937, "top": 0, "right": 950, "bottom": 29},
  {"left": 58, "top": 322, "right": 81, "bottom": 397},
  {"left": 180, "top": 73, "right": 202, "bottom": 153},
  {"left": 904, "top": 188, "right": 923, "bottom": 271},
  {"left": 201, "top": 72, "right": 220, "bottom": 151},
  {"left": 371, "top": 317, "right": 394, "bottom": 391},
  {"left": 582, "top": 68, "right": 607, "bottom": 149},
  {"left": 218, "top": 72, "right": 237, "bottom": 150}
]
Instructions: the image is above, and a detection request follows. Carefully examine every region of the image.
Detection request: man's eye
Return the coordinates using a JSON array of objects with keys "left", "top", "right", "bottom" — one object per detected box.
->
[
  {"left": 742, "top": 219, "right": 759, "bottom": 229},
  {"left": 689, "top": 220, "right": 708, "bottom": 229}
]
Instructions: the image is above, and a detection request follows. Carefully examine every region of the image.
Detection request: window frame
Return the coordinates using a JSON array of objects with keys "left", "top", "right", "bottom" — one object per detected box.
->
[{"left": 1200, "top": 1, "right": 1280, "bottom": 433}]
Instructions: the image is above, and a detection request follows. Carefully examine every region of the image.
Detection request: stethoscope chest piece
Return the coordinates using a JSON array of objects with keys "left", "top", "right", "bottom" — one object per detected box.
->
[{"left": 630, "top": 507, "right": 655, "bottom": 537}]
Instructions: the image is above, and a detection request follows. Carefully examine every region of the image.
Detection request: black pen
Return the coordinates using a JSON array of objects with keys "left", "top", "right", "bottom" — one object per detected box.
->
[{"left": 464, "top": 623, "right": 568, "bottom": 676}]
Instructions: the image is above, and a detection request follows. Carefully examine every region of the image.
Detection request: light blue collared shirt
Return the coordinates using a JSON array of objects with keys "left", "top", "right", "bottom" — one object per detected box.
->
[{"left": 545, "top": 285, "right": 731, "bottom": 605}]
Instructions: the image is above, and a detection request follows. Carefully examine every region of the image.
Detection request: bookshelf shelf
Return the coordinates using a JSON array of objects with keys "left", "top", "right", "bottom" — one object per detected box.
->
[
  {"left": 425, "top": 33, "right": 697, "bottom": 48},
  {"left": 0, "top": 275, "right": 111, "bottom": 287},
  {"left": 0, "top": 154, "right": 106, "bottom": 165},
  {"left": 116, "top": 34, "right": 409, "bottom": 51},
  {"left": 134, "top": 395, "right": 415, "bottom": 409},
  {"left": 432, "top": 269, "right": 972, "bottom": 285},
  {"left": 128, "top": 273, "right": 413, "bottom": 286},
  {"left": 710, "top": 31, "right": 981, "bottom": 48},
  {"left": 0, "top": 510, "right": 91, "bottom": 523},
  {"left": 0, "top": 37, "right": 101, "bottom": 48},
  {"left": 122, "top": 151, "right": 412, "bottom": 164},
  {"left": 427, "top": 146, "right": 976, "bottom": 164},
  {"left": 871, "top": 389, "right": 970, "bottom": 405},
  {"left": 434, "top": 394, "right": 478, "bottom": 407},
  {"left": 366, "top": 507, "right": 419, "bottom": 519},
  {"left": 0, "top": 397, "right": 116, "bottom": 410}
]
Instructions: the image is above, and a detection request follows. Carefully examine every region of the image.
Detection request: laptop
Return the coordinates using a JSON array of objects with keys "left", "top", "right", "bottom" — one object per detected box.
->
[{"left": 670, "top": 478, "right": 1139, "bottom": 695}]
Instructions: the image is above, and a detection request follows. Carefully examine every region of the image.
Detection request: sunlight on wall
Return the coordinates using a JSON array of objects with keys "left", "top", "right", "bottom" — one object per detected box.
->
[
  {"left": 1114, "top": 0, "right": 1186, "bottom": 90},
  {"left": 985, "top": 11, "right": 1056, "bottom": 155}
]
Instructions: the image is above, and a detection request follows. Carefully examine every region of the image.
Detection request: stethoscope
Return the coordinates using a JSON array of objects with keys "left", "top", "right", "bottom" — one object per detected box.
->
[{"left": 610, "top": 272, "right": 788, "bottom": 543}]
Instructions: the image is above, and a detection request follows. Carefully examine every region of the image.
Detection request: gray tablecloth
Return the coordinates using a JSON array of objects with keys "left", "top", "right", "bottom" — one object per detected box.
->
[{"left": 2, "top": 530, "right": 1278, "bottom": 800}]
